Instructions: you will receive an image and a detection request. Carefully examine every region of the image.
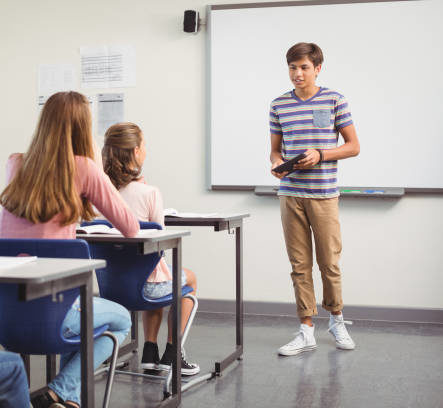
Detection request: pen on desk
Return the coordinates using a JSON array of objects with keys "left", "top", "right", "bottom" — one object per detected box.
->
[
  {"left": 364, "top": 189, "right": 385, "bottom": 194},
  {"left": 341, "top": 189, "right": 361, "bottom": 193}
]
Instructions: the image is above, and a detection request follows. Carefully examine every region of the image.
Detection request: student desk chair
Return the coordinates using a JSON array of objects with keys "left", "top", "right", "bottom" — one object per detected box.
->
[{"left": 0, "top": 239, "right": 119, "bottom": 408}]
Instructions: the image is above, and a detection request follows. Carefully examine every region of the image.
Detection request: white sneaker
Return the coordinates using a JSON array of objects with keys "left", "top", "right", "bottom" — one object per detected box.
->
[
  {"left": 328, "top": 314, "right": 355, "bottom": 350},
  {"left": 278, "top": 324, "right": 317, "bottom": 356}
]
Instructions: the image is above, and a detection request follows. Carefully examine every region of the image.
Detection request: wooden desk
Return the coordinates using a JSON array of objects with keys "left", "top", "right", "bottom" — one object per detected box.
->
[
  {"left": 0, "top": 257, "right": 105, "bottom": 408},
  {"left": 77, "top": 230, "right": 190, "bottom": 408},
  {"left": 165, "top": 213, "right": 250, "bottom": 377}
]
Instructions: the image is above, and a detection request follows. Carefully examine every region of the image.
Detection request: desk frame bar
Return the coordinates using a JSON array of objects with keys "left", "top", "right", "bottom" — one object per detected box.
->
[
  {"left": 215, "top": 223, "right": 243, "bottom": 374},
  {"left": 46, "top": 355, "right": 56, "bottom": 383},
  {"left": 170, "top": 243, "right": 182, "bottom": 401},
  {"left": 21, "top": 354, "right": 30, "bottom": 385},
  {"left": 80, "top": 276, "right": 94, "bottom": 408},
  {"left": 130, "top": 310, "right": 139, "bottom": 354},
  {"left": 236, "top": 225, "right": 243, "bottom": 347}
]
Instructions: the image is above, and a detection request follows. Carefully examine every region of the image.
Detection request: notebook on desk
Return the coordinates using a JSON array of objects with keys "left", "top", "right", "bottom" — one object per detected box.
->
[{"left": 163, "top": 208, "right": 218, "bottom": 218}]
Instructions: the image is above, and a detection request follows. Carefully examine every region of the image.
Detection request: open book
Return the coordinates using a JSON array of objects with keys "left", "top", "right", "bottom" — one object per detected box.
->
[
  {"left": 163, "top": 208, "right": 218, "bottom": 218},
  {"left": 76, "top": 224, "right": 123, "bottom": 235},
  {"left": 76, "top": 225, "right": 158, "bottom": 237}
]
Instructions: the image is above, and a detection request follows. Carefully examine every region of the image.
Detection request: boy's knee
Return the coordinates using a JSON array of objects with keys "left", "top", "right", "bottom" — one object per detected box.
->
[
  {"left": 290, "top": 263, "right": 313, "bottom": 277},
  {"left": 318, "top": 263, "right": 341, "bottom": 277}
]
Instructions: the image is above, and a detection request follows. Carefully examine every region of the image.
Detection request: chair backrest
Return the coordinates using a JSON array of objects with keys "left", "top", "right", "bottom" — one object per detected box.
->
[
  {"left": 81, "top": 220, "right": 163, "bottom": 310},
  {"left": 0, "top": 239, "right": 91, "bottom": 354}
]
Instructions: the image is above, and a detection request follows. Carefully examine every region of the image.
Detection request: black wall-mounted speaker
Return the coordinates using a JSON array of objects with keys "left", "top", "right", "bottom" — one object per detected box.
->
[{"left": 184, "top": 10, "right": 199, "bottom": 33}]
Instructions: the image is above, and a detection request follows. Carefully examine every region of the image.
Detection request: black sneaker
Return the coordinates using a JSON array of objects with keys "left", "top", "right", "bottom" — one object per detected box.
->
[
  {"left": 141, "top": 341, "right": 160, "bottom": 370},
  {"left": 31, "top": 392, "right": 65, "bottom": 408},
  {"left": 158, "top": 342, "right": 200, "bottom": 376}
]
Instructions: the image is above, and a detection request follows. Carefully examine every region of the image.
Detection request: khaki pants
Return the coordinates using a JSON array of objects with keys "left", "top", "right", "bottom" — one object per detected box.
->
[{"left": 280, "top": 196, "right": 343, "bottom": 317}]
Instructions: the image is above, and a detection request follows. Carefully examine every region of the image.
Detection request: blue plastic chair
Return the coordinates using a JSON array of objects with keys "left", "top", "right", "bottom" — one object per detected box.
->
[
  {"left": 0, "top": 239, "right": 119, "bottom": 408},
  {"left": 81, "top": 220, "right": 198, "bottom": 395}
]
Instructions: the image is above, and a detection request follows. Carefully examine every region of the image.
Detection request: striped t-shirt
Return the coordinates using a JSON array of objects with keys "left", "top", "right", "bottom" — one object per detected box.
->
[{"left": 269, "top": 87, "right": 353, "bottom": 199}]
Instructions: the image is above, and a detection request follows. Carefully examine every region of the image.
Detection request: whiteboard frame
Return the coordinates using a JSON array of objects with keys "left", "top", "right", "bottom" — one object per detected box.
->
[{"left": 206, "top": 0, "right": 443, "bottom": 193}]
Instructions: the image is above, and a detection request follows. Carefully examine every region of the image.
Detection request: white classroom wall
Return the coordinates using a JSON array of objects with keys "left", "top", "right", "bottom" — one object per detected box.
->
[{"left": 0, "top": 0, "right": 442, "bottom": 310}]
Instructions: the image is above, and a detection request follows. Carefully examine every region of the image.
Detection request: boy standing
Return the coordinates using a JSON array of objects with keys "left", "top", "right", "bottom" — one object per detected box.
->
[{"left": 269, "top": 43, "right": 360, "bottom": 355}]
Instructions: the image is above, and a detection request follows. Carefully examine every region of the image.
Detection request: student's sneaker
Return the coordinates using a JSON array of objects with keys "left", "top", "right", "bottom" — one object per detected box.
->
[
  {"left": 31, "top": 392, "right": 68, "bottom": 408},
  {"left": 278, "top": 324, "right": 317, "bottom": 356},
  {"left": 31, "top": 392, "right": 57, "bottom": 408},
  {"left": 158, "top": 342, "right": 200, "bottom": 376},
  {"left": 328, "top": 313, "right": 355, "bottom": 350},
  {"left": 140, "top": 341, "right": 160, "bottom": 370}
]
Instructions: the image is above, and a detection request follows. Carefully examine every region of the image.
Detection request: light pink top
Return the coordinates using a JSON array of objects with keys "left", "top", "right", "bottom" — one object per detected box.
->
[
  {"left": 119, "top": 179, "right": 172, "bottom": 282},
  {"left": 0, "top": 154, "right": 139, "bottom": 239}
]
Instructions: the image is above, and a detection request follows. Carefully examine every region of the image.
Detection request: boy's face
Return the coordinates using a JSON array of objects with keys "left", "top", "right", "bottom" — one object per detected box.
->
[{"left": 288, "top": 56, "right": 321, "bottom": 90}]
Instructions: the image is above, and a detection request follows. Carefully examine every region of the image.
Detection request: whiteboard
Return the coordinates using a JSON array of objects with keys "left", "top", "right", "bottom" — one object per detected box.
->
[{"left": 207, "top": 0, "right": 443, "bottom": 189}]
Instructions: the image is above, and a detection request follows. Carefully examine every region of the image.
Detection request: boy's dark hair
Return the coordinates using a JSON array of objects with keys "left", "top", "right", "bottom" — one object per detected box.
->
[{"left": 286, "top": 42, "right": 324, "bottom": 67}]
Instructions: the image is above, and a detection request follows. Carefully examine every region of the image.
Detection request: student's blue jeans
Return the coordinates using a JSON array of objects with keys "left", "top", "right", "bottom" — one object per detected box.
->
[
  {"left": 0, "top": 351, "right": 30, "bottom": 408},
  {"left": 48, "top": 297, "right": 131, "bottom": 405}
]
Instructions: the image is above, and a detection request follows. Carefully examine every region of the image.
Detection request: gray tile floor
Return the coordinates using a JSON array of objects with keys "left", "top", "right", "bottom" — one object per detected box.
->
[{"left": 31, "top": 312, "right": 443, "bottom": 408}]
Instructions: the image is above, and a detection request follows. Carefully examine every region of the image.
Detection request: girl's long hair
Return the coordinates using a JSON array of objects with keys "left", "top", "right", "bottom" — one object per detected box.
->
[
  {"left": 0, "top": 91, "right": 96, "bottom": 225},
  {"left": 102, "top": 122, "right": 143, "bottom": 190}
]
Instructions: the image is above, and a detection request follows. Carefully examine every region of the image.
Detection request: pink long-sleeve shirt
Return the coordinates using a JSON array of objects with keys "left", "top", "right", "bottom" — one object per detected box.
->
[{"left": 0, "top": 154, "right": 139, "bottom": 239}]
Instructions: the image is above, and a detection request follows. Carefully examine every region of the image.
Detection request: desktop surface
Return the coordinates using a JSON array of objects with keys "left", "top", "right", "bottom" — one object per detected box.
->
[{"left": 0, "top": 257, "right": 105, "bottom": 284}]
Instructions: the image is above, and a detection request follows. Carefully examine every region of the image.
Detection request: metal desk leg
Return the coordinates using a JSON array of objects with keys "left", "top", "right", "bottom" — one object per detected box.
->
[
  {"left": 171, "top": 242, "right": 182, "bottom": 401},
  {"left": 161, "top": 240, "right": 182, "bottom": 407},
  {"left": 131, "top": 311, "right": 139, "bottom": 351},
  {"left": 20, "top": 354, "right": 30, "bottom": 385},
  {"left": 46, "top": 355, "right": 56, "bottom": 383},
  {"left": 80, "top": 275, "right": 94, "bottom": 408},
  {"left": 236, "top": 224, "right": 244, "bottom": 352},
  {"left": 215, "top": 222, "right": 244, "bottom": 375}
]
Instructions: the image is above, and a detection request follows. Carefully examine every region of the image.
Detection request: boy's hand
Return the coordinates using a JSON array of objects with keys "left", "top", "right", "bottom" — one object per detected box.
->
[
  {"left": 294, "top": 149, "right": 321, "bottom": 169},
  {"left": 271, "top": 159, "right": 288, "bottom": 179}
]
